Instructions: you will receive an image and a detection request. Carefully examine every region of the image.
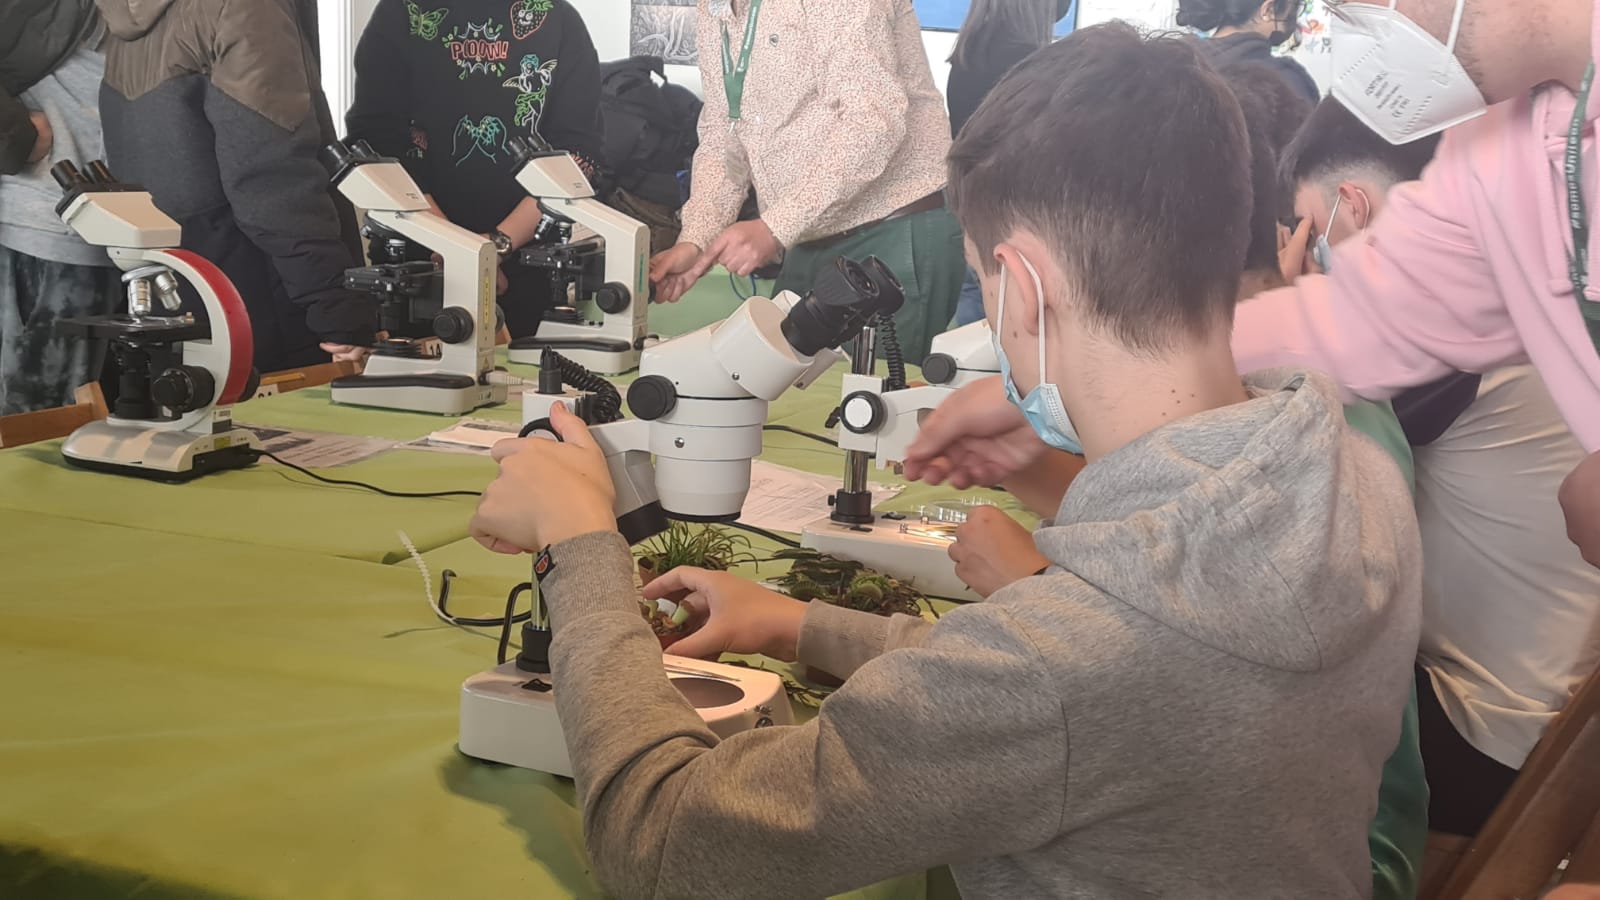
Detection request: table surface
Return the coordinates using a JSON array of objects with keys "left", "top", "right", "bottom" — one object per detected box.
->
[{"left": 0, "top": 274, "right": 1009, "bottom": 900}]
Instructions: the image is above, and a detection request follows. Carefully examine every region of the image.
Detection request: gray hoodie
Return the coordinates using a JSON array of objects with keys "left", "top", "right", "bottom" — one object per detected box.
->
[{"left": 537, "top": 368, "right": 1422, "bottom": 900}]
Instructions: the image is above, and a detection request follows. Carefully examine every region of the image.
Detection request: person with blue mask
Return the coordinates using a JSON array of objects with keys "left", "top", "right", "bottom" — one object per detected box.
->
[{"left": 468, "top": 25, "right": 1422, "bottom": 899}]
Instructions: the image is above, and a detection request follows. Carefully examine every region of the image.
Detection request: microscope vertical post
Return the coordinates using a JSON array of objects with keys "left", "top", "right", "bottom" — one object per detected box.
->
[{"left": 832, "top": 324, "right": 878, "bottom": 525}]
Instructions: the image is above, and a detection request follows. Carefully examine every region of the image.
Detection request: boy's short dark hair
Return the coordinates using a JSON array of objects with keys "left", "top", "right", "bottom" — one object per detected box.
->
[
  {"left": 1280, "top": 98, "right": 1443, "bottom": 191},
  {"left": 1208, "top": 59, "right": 1313, "bottom": 276},
  {"left": 947, "top": 23, "right": 1253, "bottom": 353}
]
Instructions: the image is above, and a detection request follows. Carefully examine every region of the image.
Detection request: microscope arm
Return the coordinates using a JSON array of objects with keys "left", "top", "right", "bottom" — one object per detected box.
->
[{"left": 834, "top": 379, "right": 955, "bottom": 470}]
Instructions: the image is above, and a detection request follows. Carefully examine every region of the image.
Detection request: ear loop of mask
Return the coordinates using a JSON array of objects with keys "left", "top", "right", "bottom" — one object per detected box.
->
[{"left": 994, "top": 251, "right": 1050, "bottom": 384}]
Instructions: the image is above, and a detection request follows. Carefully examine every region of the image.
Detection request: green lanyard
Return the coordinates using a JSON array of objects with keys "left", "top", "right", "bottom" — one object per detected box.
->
[
  {"left": 1564, "top": 62, "right": 1600, "bottom": 351},
  {"left": 720, "top": 0, "right": 763, "bottom": 121}
]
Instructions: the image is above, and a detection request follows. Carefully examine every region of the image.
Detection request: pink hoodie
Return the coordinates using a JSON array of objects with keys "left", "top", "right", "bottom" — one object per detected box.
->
[{"left": 1233, "top": 35, "right": 1600, "bottom": 452}]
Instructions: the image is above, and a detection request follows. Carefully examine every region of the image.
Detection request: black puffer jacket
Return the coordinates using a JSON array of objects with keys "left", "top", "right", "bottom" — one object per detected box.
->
[
  {"left": 0, "top": 0, "right": 100, "bottom": 174},
  {"left": 1197, "top": 32, "right": 1320, "bottom": 106}
]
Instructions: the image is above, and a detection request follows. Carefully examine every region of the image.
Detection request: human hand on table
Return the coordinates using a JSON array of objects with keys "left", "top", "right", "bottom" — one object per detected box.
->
[
  {"left": 643, "top": 567, "right": 808, "bottom": 662},
  {"left": 949, "top": 506, "right": 1047, "bottom": 598},
  {"left": 321, "top": 342, "right": 375, "bottom": 364},
  {"left": 901, "top": 375, "right": 1047, "bottom": 489},
  {"left": 1559, "top": 450, "right": 1600, "bottom": 568},
  {"left": 470, "top": 404, "right": 617, "bottom": 553}
]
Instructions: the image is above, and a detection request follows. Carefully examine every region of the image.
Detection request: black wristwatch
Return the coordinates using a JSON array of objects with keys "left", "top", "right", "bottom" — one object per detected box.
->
[{"left": 490, "top": 230, "right": 514, "bottom": 258}]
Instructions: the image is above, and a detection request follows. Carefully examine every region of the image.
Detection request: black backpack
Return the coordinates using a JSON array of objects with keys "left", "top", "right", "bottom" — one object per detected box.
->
[{"left": 597, "top": 55, "right": 702, "bottom": 210}]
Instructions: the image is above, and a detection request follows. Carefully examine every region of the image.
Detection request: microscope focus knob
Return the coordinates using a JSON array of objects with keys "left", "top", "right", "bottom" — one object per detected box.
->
[
  {"left": 151, "top": 365, "right": 216, "bottom": 413},
  {"left": 627, "top": 375, "right": 678, "bottom": 421},
  {"left": 922, "top": 353, "right": 958, "bottom": 386},
  {"left": 595, "top": 282, "right": 631, "bottom": 315},
  {"left": 840, "top": 390, "right": 886, "bottom": 435},
  {"left": 433, "top": 308, "right": 476, "bottom": 344}
]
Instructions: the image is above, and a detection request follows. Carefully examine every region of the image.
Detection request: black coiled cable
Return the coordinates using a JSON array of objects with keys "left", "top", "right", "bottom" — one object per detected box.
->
[
  {"left": 540, "top": 348, "right": 623, "bottom": 423},
  {"left": 875, "top": 313, "right": 908, "bottom": 393}
]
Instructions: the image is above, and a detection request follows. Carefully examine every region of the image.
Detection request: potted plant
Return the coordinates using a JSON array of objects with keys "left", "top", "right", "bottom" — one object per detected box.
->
[
  {"left": 635, "top": 523, "right": 757, "bottom": 640},
  {"left": 769, "top": 548, "right": 931, "bottom": 686}
]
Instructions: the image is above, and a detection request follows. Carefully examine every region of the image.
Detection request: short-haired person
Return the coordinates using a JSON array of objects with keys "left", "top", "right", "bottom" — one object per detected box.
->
[
  {"left": 1284, "top": 98, "right": 1600, "bottom": 838},
  {"left": 646, "top": 0, "right": 961, "bottom": 364},
  {"left": 1228, "top": 0, "right": 1600, "bottom": 570},
  {"left": 469, "top": 25, "right": 1421, "bottom": 899},
  {"left": 943, "top": 65, "right": 1429, "bottom": 900}
]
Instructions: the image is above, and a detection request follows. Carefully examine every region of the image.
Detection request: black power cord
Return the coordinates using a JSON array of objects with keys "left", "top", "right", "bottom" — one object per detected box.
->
[
  {"left": 762, "top": 424, "right": 837, "bottom": 447},
  {"left": 436, "top": 569, "right": 534, "bottom": 628},
  {"left": 251, "top": 448, "right": 480, "bottom": 498},
  {"left": 727, "top": 520, "right": 802, "bottom": 548},
  {"left": 498, "top": 582, "right": 534, "bottom": 665}
]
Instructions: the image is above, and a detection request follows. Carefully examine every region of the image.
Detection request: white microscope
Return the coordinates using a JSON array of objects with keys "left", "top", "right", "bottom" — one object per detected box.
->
[
  {"left": 505, "top": 135, "right": 651, "bottom": 376},
  {"left": 799, "top": 319, "right": 1001, "bottom": 602},
  {"left": 459, "top": 255, "right": 905, "bottom": 778},
  {"left": 51, "top": 160, "right": 261, "bottom": 480},
  {"left": 321, "top": 141, "right": 506, "bottom": 416}
]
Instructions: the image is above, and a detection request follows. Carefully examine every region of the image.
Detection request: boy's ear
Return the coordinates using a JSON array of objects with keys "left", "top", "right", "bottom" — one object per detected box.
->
[{"left": 992, "top": 242, "right": 1044, "bottom": 339}]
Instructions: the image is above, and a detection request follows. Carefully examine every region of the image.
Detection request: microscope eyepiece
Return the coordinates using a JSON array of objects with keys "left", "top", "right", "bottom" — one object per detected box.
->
[
  {"left": 50, "top": 161, "right": 87, "bottom": 192},
  {"left": 779, "top": 255, "right": 907, "bottom": 357},
  {"left": 320, "top": 141, "right": 354, "bottom": 173},
  {"left": 85, "top": 160, "right": 115, "bottom": 184}
]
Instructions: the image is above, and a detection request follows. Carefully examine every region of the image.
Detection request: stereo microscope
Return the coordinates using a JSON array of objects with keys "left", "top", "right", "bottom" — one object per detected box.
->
[
  {"left": 322, "top": 140, "right": 506, "bottom": 415},
  {"left": 505, "top": 135, "right": 651, "bottom": 376},
  {"left": 800, "top": 319, "right": 1002, "bottom": 601},
  {"left": 51, "top": 160, "right": 261, "bottom": 480},
  {"left": 459, "top": 255, "right": 904, "bottom": 777}
]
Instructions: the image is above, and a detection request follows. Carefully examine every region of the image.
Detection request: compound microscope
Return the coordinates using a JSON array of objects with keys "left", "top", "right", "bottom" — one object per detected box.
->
[
  {"left": 51, "top": 160, "right": 261, "bottom": 480},
  {"left": 799, "top": 319, "right": 1002, "bottom": 601},
  {"left": 322, "top": 141, "right": 506, "bottom": 416},
  {"left": 459, "top": 255, "right": 904, "bottom": 777},
  {"left": 505, "top": 135, "right": 651, "bottom": 376}
]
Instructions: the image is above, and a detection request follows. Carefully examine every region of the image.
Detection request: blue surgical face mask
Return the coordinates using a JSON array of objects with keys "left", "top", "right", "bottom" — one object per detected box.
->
[
  {"left": 1312, "top": 194, "right": 1342, "bottom": 272},
  {"left": 991, "top": 254, "right": 1082, "bottom": 455}
]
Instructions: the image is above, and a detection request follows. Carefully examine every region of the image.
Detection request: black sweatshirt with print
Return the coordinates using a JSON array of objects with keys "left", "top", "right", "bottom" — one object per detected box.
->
[{"left": 347, "top": 0, "right": 603, "bottom": 235}]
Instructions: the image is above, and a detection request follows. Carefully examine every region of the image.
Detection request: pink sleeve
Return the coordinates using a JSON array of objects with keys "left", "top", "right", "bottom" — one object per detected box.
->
[{"left": 1233, "top": 134, "right": 1525, "bottom": 402}]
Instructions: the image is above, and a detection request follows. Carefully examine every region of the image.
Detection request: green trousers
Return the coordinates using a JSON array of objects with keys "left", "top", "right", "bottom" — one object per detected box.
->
[{"left": 774, "top": 207, "right": 964, "bottom": 365}]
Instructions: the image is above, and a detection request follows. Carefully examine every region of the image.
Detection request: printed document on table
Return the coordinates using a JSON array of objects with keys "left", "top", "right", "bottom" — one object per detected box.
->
[{"left": 740, "top": 460, "right": 903, "bottom": 533}]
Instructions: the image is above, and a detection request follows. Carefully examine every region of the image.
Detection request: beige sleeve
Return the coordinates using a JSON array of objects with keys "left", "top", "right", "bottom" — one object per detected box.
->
[
  {"left": 794, "top": 602, "right": 935, "bottom": 680},
  {"left": 540, "top": 531, "right": 1068, "bottom": 900}
]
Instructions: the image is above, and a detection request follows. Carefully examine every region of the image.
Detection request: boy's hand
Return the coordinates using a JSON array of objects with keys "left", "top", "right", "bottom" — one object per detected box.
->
[
  {"left": 949, "top": 506, "right": 1048, "bottom": 598},
  {"left": 644, "top": 567, "right": 809, "bottom": 662},
  {"left": 902, "top": 375, "right": 1046, "bottom": 488},
  {"left": 27, "top": 111, "right": 52, "bottom": 163},
  {"left": 1278, "top": 217, "right": 1317, "bottom": 283},
  {"left": 1560, "top": 450, "right": 1600, "bottom": 568},
  {"left": 470, "top": 405, "right": 617, "bottom": 554}
]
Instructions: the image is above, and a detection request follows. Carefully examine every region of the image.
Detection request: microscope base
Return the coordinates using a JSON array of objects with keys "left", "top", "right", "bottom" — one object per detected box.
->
[
  {"left": 61, "top": 419, "right": 261, "bottom": 482},
  {"left": 800, "top": 515, "right": 982, "bottom": 603},
  {"left": 508, "top": 328, "right": 640, "bottom": 376},
  {"left": 329, "top": 374, "right": 506, "bottom": 416},
  {"left": 458, "top": 655, "right": 792, "bottom": 777}
]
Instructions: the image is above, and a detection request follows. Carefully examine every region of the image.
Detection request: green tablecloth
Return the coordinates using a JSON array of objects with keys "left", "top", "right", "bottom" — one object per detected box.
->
[{"left": 0, "top": 274, "right": 999, "bottom": 899}]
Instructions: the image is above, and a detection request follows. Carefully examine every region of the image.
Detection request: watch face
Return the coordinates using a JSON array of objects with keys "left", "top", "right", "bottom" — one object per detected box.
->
[{"left": 493, "top": 233, "right": 513, "bottom": 253}]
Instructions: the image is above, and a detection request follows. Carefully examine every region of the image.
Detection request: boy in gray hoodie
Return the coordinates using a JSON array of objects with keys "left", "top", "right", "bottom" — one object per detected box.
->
[{"left": 470, "top": 23, "right": 1423, "bottom": 900}]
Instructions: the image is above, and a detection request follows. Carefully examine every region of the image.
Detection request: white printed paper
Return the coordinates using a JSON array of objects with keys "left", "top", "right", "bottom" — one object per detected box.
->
[
  {"left": 739, "top": 460, "right": 903, "bottom": 534},
  {"left": 235, "top": 425, "right": 396, "bottom": 468},
  {"left": 409, "top": 418, "right": 522, "bottom": 453}
]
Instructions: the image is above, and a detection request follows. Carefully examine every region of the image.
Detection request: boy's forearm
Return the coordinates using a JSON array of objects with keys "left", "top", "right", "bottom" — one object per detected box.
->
[
  {"left": 493, "top": 197, "right": 547, "bottom": 249},
  {"left": 1003, "top": 451, "right": 1087, "bottom": 518},
  {"left": 796, "top": 603, "right": 934, "bottom": 679}
]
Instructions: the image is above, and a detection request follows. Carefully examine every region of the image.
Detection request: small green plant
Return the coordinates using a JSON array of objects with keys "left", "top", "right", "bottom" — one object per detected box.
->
[
  {"left": 769, "top": 548, "right": 929, "bottom": 619},
  {"left": 636, "top": 522, "right": 757, "bottom": 576}
]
